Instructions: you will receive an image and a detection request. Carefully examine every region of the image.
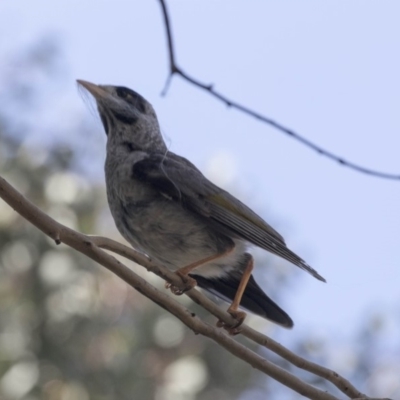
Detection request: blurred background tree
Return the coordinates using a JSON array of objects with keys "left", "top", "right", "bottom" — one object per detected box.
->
[{"left": 0, "top": 21, "right": 399, "bottom": 400}]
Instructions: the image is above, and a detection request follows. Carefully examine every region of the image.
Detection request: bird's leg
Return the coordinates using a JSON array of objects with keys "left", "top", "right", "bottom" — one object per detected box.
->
[
  {"left": 217, "top": 255, "right": 254, "bottom": 335},
  {"left": 165, "top": 245, "right": 235, "bottom": 295}
]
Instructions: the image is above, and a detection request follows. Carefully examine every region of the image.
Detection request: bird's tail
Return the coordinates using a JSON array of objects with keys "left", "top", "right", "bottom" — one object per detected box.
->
[{"left": 191, "top": 272, "right": 293, "bottom": 328}]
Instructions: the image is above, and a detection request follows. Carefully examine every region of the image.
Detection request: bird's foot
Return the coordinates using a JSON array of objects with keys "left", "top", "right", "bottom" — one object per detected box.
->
[
  {"left": 165, "top": 272, "right": 197, "bottom": 295},
  {"left": 217, "top": 309, "right": 247, "bottom": 335}
]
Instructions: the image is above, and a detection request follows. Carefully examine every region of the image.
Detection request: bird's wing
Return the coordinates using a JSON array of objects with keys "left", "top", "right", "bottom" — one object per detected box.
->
[{"left": 132, "top": 151, "right": 325, "bottom": 282}]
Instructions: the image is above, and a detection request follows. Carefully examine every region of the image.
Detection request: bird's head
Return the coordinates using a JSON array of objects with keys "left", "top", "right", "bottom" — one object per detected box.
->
[{"left": 77, "top": 80, "right": 166, "bottom": 153}]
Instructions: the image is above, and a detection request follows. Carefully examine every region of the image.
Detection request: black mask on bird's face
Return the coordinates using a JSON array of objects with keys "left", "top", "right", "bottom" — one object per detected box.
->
[{"left": 77, "top": 80, "right": 166, "bottom": 152}]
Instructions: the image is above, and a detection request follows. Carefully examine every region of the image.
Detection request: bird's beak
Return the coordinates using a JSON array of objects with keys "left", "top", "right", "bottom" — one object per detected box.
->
[{"left": 77, "top": 79, "right": 109, "bottom": 100}]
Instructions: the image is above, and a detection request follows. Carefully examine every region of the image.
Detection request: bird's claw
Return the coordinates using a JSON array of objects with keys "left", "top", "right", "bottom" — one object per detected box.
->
[
  {"left": 217, "top": 309, "right": 246, "bottom": 335},
  {"left": 165, "top": 273, "right": 197, "bottom": 296}
]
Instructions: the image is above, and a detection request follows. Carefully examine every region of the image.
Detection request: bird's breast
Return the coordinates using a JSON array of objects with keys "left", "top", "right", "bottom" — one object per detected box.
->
[{"left": 105, "top": 177, "right": 239, "bottom": 272}]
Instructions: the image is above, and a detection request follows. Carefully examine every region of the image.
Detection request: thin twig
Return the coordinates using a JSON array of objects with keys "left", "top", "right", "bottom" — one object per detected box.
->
[
  {"left": 157, "top": 0, "right": 400, "bottom": 181},
  {"left": 0, "top": 174, "right": 341, "bottom": 400}
]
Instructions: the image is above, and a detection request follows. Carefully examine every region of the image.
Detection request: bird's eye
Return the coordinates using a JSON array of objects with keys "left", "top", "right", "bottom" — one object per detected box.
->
[
  {"left": 116, "top": 87, "right": 136, "bottom": 101},
  {"left": 116, "top": 86, "right": 146, "bottom": 113},
  {"left": 116, "top": 88, "right": 129, "bottom": 99},
  {"left": 123, "top": 93, "right": 133, "bottom": 102}
]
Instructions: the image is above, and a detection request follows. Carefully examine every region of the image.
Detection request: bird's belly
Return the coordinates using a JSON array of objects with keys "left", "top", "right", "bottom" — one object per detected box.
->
[{"left": 110, "top": 196, "right": 243, "bottom": 275}]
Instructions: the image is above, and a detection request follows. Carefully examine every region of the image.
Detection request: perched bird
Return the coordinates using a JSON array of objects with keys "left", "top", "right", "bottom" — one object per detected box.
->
[{"left": 78, "top": 79, "right": 325, "bottom": 330}]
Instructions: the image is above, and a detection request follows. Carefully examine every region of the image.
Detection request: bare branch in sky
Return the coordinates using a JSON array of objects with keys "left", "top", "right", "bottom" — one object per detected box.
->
[{"left": 158, "top": 0, "right": 400, "bottom": 181}]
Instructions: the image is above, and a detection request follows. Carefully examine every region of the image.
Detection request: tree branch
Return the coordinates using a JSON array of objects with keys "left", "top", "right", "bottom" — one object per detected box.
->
[
  {"left": 0, "top": 162, "right": 372, "bottom": 399},
  {"left": 1, "top": 174, "right": 385, "bottom": 400},
  {"left": 157, "top": 0, "right": 400, "bottom": 181},
  {"left": 0, "top": 174, "right": 347, "bottom": 400}
]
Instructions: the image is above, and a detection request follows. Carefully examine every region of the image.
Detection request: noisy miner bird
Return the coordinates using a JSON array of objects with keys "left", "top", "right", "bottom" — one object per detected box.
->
[{"left": 78, "top": 80, "right": 325, "bottom": 330}]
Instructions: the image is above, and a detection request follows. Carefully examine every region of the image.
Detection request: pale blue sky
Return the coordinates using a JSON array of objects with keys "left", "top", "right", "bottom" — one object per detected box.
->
[{"left": 1, "top": 0, "right": 400, "bottom": 349}]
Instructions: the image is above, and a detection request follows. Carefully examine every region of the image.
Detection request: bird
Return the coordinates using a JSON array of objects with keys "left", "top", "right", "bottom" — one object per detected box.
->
[{"left": 77, "top": 79, "right": 325, "bottom": 331}]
